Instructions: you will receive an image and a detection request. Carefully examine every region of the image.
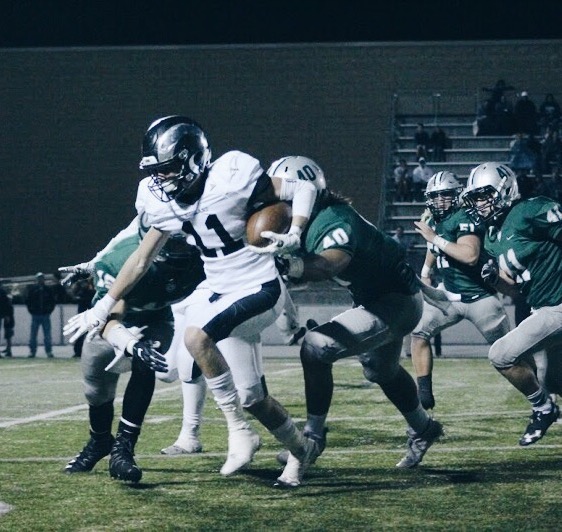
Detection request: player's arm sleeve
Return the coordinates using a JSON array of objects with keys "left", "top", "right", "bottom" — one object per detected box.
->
[{"left": 530, "top": 200, "right": 562, "bottom": 241}]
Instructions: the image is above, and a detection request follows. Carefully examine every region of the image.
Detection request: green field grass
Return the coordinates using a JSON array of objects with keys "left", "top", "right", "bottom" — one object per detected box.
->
[{"left": 1, "top": 352, "right": 562, "bottom": 531}]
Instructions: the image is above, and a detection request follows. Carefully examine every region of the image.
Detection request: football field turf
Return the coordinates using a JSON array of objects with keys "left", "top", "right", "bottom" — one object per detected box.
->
[{"left": 1, "top": 348, "right": 562, "bottom": 530}]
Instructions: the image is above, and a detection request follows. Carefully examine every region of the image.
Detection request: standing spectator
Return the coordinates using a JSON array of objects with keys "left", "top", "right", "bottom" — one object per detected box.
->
[
  {"left": 430, "top": 126, "right": 450, "bottom": 162},
  {"left": 25, "top": 272, "right": 57, "bottom": 358},
  {"left": 514, "top": 91, "right": 539, "bottom": 135},
  {"left": 393, "top": 159, "right": 412, "bottom": 201},
  {"left": 538, "top": 93, "right": 561, "bottom": 133},
  {"left": 412, "top": 157, "right": 434, "bottom": 202},
  {"left": 70, "top": 277, "right": 96, "bottom": 358},
  {"left": 493, "top": 95, "right": 515, "bottom": 136},
  {"left": 0, "top": 283, "right": 14, "bottom": 358},
  {"left": 414, "top": 123, "right": 430, "bottom": 159}
]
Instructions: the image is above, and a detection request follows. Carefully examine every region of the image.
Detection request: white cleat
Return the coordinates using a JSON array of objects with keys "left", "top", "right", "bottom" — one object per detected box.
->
[
  {"left": 220, "top": 427, "right": 261, "bottom": 476},
  {"left": 160, "top": 438, "right": 203, "bottom": 455},
  {"left": 274, "top": 437, "right": 320, "bottom": 488}
]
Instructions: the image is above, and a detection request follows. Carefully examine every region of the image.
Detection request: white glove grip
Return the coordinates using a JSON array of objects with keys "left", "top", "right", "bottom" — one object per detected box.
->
[{"left": 105, "top": 323, "right": 137, "bottom": 354}]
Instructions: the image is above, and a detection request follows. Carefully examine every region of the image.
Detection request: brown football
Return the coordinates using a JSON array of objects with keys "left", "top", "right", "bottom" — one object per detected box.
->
[{"left": 246, "top": 202, "right": 292, "bottom": 247}]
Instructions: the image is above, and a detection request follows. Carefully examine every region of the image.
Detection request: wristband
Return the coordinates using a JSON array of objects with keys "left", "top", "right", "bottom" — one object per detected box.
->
[
  {"left": 432, "top": 235, "right": 450, "bottom": 251},
  {"left": 421, "top": 264, "right": 433, "bottom": 278},
  {"left": 289, "top": 225, "right": 302, "bottom": 236},
  {"left": 96, "top": 293, "right": 117, "bottom": 315},
  {"left": 287, "top": 257, "right": 305, "bottom": 279}
]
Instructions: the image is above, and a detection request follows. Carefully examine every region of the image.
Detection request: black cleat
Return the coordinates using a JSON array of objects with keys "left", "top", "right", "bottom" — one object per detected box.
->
[
  {"left": 64, "top": 435, "right": 115, "bottom": 474},
  {"left": 519, "top": 403, "right": 560, "bottom": 446},
  {"left": 109, "top": 437, "right": 142, "bottom": 483}
]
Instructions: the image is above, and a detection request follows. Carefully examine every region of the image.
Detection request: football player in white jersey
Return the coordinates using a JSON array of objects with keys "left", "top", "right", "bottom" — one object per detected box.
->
[{"left": 64, "top": 116, "right": 321, "bottom": 480}]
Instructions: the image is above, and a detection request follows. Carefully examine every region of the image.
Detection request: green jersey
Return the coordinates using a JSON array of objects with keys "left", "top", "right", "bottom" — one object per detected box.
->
[
  {"left": 304, "top": 203, "right": 418, "bottom": 306},
  {"left": 93, "top": 234, "right": 205, "bottom": 325},
  {"left": 484, "top": 197, "right": 562, "bottom": 309},
  {"left": 428, "top": 208, "right": 495, "bottom": 303}
]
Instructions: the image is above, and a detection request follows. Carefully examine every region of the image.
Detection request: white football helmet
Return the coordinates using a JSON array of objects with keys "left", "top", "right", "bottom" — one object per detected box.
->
[
  {"left": 424, "top": 171, "right": 463, "bottom": 221},
  {"left": 462, "top": 162, "right": 520, "bottom": 223},
  {"left": 266, "top": 156, "right": 326, "bottom": 192}
]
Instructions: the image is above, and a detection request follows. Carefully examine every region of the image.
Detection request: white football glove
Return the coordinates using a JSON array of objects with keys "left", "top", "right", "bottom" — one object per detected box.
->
[
  {"left": 58, "top": 261, "right": 95, "bottom": 287},
  {"left": 248, "top": 228, "right": 302, "bottom": 256},
  {"left": 63, "top": 294, "right": 116, "bottom": 344},
  {"left": 105, "top": 325, "right": 146, "bottom": 373}
]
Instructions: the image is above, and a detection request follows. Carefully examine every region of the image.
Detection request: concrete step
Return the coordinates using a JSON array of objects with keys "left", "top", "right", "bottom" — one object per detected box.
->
[
  {"left": 395, "top": 136, "right": 511, "bottom": 149},
  {"left": 394, "top": 147, "right": 510, "bottom": 162}
]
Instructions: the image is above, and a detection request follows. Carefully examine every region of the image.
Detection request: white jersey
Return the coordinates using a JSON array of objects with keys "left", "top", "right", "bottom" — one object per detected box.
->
[{"left": 135, "top": 150, "right": 278, "bottom": 294}]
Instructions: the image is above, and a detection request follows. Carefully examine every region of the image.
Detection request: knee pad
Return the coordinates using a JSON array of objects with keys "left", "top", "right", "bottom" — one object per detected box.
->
[
  {"left": 84, "top": 379, "right": 117, "bottom": 407},
  {"left": 238, "top": 376, "right": 268, "bottom": 408},
  {"left": 301, "top": 325, "right": 350, "bottom": 365}
]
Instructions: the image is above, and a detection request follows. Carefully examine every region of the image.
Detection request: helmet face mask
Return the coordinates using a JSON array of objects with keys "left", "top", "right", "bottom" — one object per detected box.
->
[
  {"left": 462, "top": 162, "right": 520, "bottom": 224},
  {"left": 140, "top": 117, "right": 211, "bottom": 204},
  {"left": 424, "top": 171, "right": 463, "bottom": 221}
]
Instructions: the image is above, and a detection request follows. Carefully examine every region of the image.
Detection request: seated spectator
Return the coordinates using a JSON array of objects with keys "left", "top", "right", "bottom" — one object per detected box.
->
[
  {"left": 414, "top": 123, "right": 430, "bottom": 159},
  {"left": 509, "top": 132, "right": 537, "bottom": 176},
  {"left": 541, "top": 127, "right": 562, "bottom": 176},
  {"left": 412, "top": 157, "right": 433, "bottom": 202},
  {"left": 538, "top": 93, "right": 561, "bottom": 133},
  {"left": 430, "top": 126, "right": 450, "bottom": 162},
  {"left": 393, "top": 158, "right": 412, "bottom": 202},
  {"left": 514, "top": 90, "right": 539, "bottom": 135}
]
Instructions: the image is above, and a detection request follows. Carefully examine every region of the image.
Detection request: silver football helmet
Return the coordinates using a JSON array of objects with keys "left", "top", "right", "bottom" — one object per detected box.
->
[
  {"left": 462, "top": 162, "right": 520, "bottom": 223},
  {"left": 424, "top": 171, "right": 463, "bottom": 221},
  {"left": 140, "top": 116, "right": 211, "bottom": 204},
  {"left": 266, "top": 156, "right": 327, "bottom": 192}
]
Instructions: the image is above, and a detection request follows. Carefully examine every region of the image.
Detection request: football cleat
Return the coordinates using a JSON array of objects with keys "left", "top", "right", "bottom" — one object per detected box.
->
[
  {"left": 109, "top": 437, "right": 142, "bottom": 483},
  {"left": 276, "top": 427, "right": 328, "bottom": 465},
  {"left": 220, "top": 427, "right": 261, "bottom": 476},
  {"left": 161, "top": 437, "right": 203, "bottom": 455},
  {"left": 274, "top": 436, "right": 321, "bottom": 488},
  {"left": 519, "top": 403, "right": 560, "bottom": 446},
  {"left": 64, "top": 435, "right": 115, "bottom": 474},
  {"left": 396, "top": 419, "right": 443, "bottom": 469}
]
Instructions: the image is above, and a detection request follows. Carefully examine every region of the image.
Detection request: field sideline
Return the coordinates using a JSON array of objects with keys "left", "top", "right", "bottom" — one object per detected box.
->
[{"left": 1, "top": 347, "right": 562, "bottom": 530}]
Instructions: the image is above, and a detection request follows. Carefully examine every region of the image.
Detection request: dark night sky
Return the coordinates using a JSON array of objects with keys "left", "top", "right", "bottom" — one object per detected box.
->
[{"left": 2, "top": 0, "right": 562, "bottom": 48}]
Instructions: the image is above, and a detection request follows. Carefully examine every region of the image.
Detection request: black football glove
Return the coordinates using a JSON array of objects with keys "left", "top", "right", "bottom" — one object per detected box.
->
[
  {"left": 129, "top": 340, "right": 168, "bottom": 373},
  {"left": 481, "top": 259, "right": 500, "bottom": 287}
]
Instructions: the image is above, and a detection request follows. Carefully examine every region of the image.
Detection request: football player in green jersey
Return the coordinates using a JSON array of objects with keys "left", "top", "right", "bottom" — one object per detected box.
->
[
  {"left": 463, "top": 162, "right": 562, "bottom": 446},
  {"left": 411, "top": 171, "right": 510, "bottom": 410},
  {"left": 259, "top": 156, "right": 443, "bottom": 487},
  {"left": 63, "top": 227, "right": 205, "bottom": 482}
]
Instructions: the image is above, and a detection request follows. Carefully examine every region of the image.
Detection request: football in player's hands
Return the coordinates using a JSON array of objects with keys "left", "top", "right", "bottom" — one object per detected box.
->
[{"left": 246, "top": 202, "right": 292, "bottom": 247}]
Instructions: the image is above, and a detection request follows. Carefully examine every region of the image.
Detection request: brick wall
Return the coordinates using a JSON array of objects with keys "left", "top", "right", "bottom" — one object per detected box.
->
[{"left": 1, "top": 40, "right": 561, "bottom": 276}]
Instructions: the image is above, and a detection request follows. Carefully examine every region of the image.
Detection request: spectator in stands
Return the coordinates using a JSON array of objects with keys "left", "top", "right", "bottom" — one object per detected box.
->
[
  {"left": 493, "top": 95, "right": 515, "bottom": 136},
  {"left": 414, "top": 123, "right": 430, "bottom": 159},
  {"left": 509, "top": 133, "right": 538, "bottom": 197},
  {"left": 541, "top": 127, "right": 562, "bottom": 176},
  {"left": 538, "top": 93, "right": 561, "bottom": 134},
  {"left": 412, "top": 157, "right": 433, "bottom": 202},
  {"left": 393, "top": 158, "right": 412, "bottom": 201},
  {"left": 514, "top": 91, "right": 539, "bottom": 136},
  {"left": 482, "top": 79, "right": 515, "bottom": 109},
  {"left": 392, "top": 225, "right": 413, "bottom": 252},
  {"left": 0, "top": 283, "right": 14, "bottom": 358},
  {"left": 430, "top": 126, "right": 450, "bottom": 162},
  {"left": 25, "top": 272, "right": 57, "bottom": 358}
]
